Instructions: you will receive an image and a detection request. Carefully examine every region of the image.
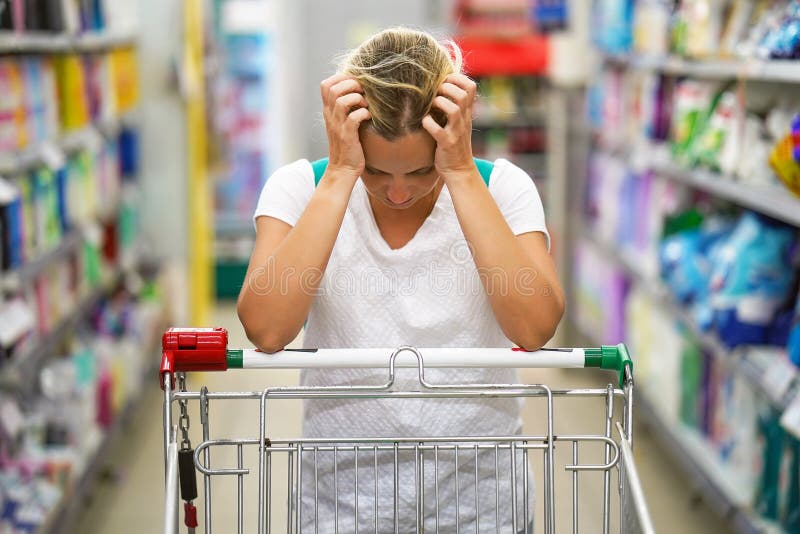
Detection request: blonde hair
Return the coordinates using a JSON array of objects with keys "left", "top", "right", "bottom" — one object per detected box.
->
[{"left": 339, "top": 27, "right": 463, "bottom": 140}]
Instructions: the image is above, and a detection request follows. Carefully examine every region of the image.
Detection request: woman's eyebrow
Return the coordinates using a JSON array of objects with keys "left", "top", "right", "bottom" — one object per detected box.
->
[{"left": 365, "top": 164, "right": 434, "bottom": 174}]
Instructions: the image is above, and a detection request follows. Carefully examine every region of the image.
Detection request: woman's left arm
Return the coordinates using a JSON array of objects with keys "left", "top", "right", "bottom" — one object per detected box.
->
[{"left": 422, "top": 74, "right": 565, "bottom": 350}]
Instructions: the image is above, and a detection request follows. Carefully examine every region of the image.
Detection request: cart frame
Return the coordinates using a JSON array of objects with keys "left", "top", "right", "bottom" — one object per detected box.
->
[{"left": 160, "top": 327, "right": 654, "bottom": 534}]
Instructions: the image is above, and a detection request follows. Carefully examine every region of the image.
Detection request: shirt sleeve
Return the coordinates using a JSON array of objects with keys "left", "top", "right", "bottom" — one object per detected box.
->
[
  {"left": 253, "top": 159, "right": 315, "bottom": 227},
  {"left": 488, "top": 158, "right": 551, "bottom": 250}
]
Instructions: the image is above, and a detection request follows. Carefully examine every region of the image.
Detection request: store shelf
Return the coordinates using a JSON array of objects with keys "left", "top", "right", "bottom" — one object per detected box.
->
[
  {"left": 0, "top": 124, "right": 112, "bottom": 176},
  {"left": 1, "top": 231, "right": 83, "bottom": 292},
  {"left": 574, "top": 316, "right": 785, "bottom": 534},
  {"left": 0, "top": 31, "right": 136, "bottom": 54},
  {"left": 636, "top": 392, "right": 784, "bottom": 534},
  {"left": 472, "top": 116, "right": 546, "bottom": 129},
  {"left": 595, "top": 145, "right": 800, "bottom": 228},
  {"left": 579, "top": 230, "right": 798, "bottom": 412},
  {"left": 652, "top": 162, "right": 800, "bottom": 228},
  {"left": 602, "top": 52, "right": 800, "bottom": 84},
  {"left": 0, "top": 273, "right": 120, "bottom": 390}
]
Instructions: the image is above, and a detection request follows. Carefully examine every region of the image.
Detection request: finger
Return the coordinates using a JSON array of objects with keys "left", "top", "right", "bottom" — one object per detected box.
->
[
  {"left": 438, "top": 82, "right": 470, "bottom": 108},
  {"left": 334, "top": 92, "right": 369, "bottom": 121},
  {"left": 320, "top": 72, "right": 350, "bottom": 100},
  {"left": 421, "top": 114, "right": 445, "bottom": 140},
  {"left": 329, "top": 78, "right": 364, "bottom": 101},
  {"left": 345, "top": 107, "right": 372, "bottom": 132},
  {"left": 444, "top": 73, "right": 477, "bottom": 92},
  {"left": 444, "top": 74, "right": 478, "bottom": 102},
  {"left": 432, "top": 95, "right": 462, "bottom": 125}
]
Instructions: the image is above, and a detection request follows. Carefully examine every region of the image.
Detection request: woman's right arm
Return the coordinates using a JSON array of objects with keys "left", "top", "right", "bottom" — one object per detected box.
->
[{"left": 237, "top": 73, "right": 371, "bottom": 352}]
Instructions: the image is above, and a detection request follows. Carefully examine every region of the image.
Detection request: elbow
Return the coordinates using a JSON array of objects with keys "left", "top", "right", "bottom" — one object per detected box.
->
[
  {"left": 237, "top": 298, "right": 291, "bottom": 354},
  {"left": 514, "top": 291, "right": 566, "bottom": 351}
]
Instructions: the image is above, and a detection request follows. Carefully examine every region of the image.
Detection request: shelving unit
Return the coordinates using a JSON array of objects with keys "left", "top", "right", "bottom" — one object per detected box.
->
[
  {"left": 0, "top": 31, "right": 136, "bottom": 54},
  {"left": 0, "top": 116, "right": 132, "bottom": 176},
  {"left": 0, "top": 270, "right": 120, "bottom": 390},
  {"left": 575, "top": 311, "right": 786, "bottom": 534},
  {"left": 580, "top": 229, "right": 799, "bottom": 413},
  {"left": 651, "top": 161, "right": 800, "bottom": 228},
  {"left": 0, "top": 20, "right": 163, "bottom": 533},
  {"left": 602, "top": 53, "right": 800, "bottom": 84}
]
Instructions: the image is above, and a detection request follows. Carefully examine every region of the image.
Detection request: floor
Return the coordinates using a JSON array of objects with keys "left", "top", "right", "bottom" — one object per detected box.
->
[{"left": 72, "top": 303, "right": 726, "bottom": 533}]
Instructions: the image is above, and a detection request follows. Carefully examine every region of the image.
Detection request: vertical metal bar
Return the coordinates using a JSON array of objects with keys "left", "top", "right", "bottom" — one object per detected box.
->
[
  {"left": 334, "top": 448, "right": 339, "bottom": 534},
  {"left": 474, "top": 444, "right": 479, "bottom": 534},
  {"left": 314, "top": 448, "right": 319, "bottom": 534},
  {"left": 287, "top": 447, "right": 294, "bottom": 534},
  {"left": 297, "top": 444, "right": 303, "bottom": 534},
  {"left": 415, "top": 444, "right": 422, "bottom": 533},
  {"left": 200, "top": 387, "right": 212, "bottom": 534},
  {"left": 511, "top": 442, "right": 518, "bottom": 531},
  {"left": 625, "top": 368, "right": 635, "bottom": 447},
  {"left": 419, "top": 446, "right": 425, "bottom": 533},
  {"left": 238, "top": 444, "right": 244, "bottom": 534},
  {"left": 572, "top": 441, "right": 579, "bottom": 534},
  {"left": 258, "top": 392, "right": 268, "bottom": 534},
  {"left": 603, "top": 385, "right": 614, "bottom": 534},
  {"left": 455, "top": 446, "right": 460, "bottom": 533},
  {"left": 266, "top": 448, "right": 272, "bottom": 534},
  {"left": 434, "top": 446, "right": 440, "bottom": 534},
  {"left": 162, "top": 374, "right": 173, "bottom": 479},
  {"left": 355, "top": 448, "right": 359, "bottom": 534},
  {"left": 393, "top": 442, "right": 399, "bottom": 534},
  {"left": 546, "top": 389, "right": 556, "bottom": 534},
  {"left": 523, "top": 441, "right": 529, "bottom": 533},
  {"left": 374, "top": 447, "right": 379, "bottom": 533},
  {"left": 494, "top": 445, "right": 500, "bottom": 532},
  {"left": 543, "top": 451, "right": 549, "bottom": 534}
]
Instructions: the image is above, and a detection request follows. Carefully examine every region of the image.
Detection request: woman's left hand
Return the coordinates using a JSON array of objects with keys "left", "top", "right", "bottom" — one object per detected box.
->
[{"left": 422, "top": 74, "right": 478, "bottom": 182}]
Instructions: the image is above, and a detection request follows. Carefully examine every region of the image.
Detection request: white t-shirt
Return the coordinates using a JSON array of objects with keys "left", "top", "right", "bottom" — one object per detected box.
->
[{"left": 253, "top": 158, "right": 548, "bottom": 533}]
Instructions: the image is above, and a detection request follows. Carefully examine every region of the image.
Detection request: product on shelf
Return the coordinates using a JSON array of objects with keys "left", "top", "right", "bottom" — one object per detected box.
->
[
  {"left": 0, "top": 274, "right": 167, "bottom": 533},
  {"left": 788, "top": 290, "right": 800, "bottom": 367},
  {"left": 709, "top": 213, "right": 796, "bottom": 348},
  {"left": 54, "top": 54, "right": 90, "bottom": 131},
  {"left": 660, "top": 215, "right": 733, "bottom": 328},
  {"left": 598, "top": 0, "right": 800, "bottom": 61},
  {"left": 594, "top": 0, "right": 634, "bottom": 55},
  {"left": 573, "top": 239, "right": 628, "bottom": 343},
  {"left": 0, "top": 0, "right": 108, "bottom": 34},
  {"left": 770, "top": 112, "right": 800, "bottom": 196},
  {"left": 0, "top": 59, "right": 28, "bottom": 152}
]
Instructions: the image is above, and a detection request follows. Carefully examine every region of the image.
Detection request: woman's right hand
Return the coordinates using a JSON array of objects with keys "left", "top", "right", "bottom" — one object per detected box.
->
[{"left": 320, "top": 73, "right": 372, "bottom": 180}]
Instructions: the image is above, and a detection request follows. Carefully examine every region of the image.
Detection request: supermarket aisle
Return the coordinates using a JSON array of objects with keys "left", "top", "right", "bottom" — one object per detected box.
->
[{"left": 72, "top": 303, "right": 725, "bottom": 533}]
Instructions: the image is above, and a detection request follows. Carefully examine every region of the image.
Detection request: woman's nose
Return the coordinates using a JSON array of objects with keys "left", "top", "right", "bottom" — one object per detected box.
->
[{"left": 386, "top": 179, "right": 411, "bottom": 204}]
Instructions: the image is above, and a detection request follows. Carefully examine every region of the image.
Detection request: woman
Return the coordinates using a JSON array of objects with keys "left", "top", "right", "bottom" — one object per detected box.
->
[{"left": 238, "top": 27, "right": 564, "bottom": 533}]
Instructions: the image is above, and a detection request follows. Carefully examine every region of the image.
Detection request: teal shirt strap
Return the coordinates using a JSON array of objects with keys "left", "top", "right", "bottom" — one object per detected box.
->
[{"left": 310, "top": 157, "right": 494, "bottom": 187}]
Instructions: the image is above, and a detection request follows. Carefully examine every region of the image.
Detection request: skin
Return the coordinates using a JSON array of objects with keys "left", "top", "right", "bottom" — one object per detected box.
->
[{"left": 237, "top": 72, "right": 565, "bottom": 353}]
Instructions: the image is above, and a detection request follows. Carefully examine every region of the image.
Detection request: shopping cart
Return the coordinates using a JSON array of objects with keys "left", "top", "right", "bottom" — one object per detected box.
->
[{"left": 160, "top": 327, "right": 654, "bottom": 534}]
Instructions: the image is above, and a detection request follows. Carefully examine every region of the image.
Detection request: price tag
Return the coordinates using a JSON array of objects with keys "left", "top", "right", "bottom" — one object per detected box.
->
[
  {"left": 39, "top": 141, "right": 66, "bottom": 170},
  {"left": 780, "top": 391, "right": 800, "bottom": 440},
  {"left": 759, "top": 351, "right": 798, "bottom": 404},
  {"left": 85, "top": 128, "right": 105, "bottom": 153},
  {"left": 0, "top": 299, "right": 35, "bottom": 347},
  {"left": 0, "top": 398, "right": 25, "bottom": 440}
]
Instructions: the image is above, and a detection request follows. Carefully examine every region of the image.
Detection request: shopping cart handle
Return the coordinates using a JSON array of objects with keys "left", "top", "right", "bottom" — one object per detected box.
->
[
  {"left": 160, "top": 328, "right": 229, "bottom": 389},
  {"left": 160, "top": 328, "right": 634, "bottom": 388}
]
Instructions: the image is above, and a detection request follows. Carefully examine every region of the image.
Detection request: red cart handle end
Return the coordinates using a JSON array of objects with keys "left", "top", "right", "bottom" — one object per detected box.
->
[{"left": 160, "top": 327, "right": 230, "bottom": 389}]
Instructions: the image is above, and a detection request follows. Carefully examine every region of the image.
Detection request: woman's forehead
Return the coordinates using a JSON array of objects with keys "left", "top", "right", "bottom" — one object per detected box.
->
[{"left": 361, "top": 129, "right": 435, "bottom": 169}]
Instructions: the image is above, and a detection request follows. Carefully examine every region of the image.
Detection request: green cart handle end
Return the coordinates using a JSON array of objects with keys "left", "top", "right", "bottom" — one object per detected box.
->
[{"left": 584, "top": 344, "right": 633, "bottom": 388}]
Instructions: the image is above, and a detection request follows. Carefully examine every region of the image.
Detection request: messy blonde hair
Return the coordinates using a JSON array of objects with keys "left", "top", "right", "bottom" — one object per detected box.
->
[{"left": 339, "top": 27, "right": 464, "bottom": 140}]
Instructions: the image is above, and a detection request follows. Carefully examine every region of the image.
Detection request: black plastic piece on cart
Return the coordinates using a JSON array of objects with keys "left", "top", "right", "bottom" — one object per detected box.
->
[{"left": 178, "top": 448, "right": 198, "bottom": 502}]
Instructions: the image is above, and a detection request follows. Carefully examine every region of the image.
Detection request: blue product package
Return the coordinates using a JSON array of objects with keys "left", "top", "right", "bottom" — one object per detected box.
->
[
  {"left": 788, "top": 291, "right": 800, "bottom": 366},
  {"left": 659, "top": 216, "right": 732, "bottom": 307},
  {"left": 118, "top": 127, "right": 139, "bottom": 178},
  {"left": 55, "top": 167, "right": 69, "bottom": 233},
  {"left": 710, "top": 213, "right": 796, "bottom": 348}
]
